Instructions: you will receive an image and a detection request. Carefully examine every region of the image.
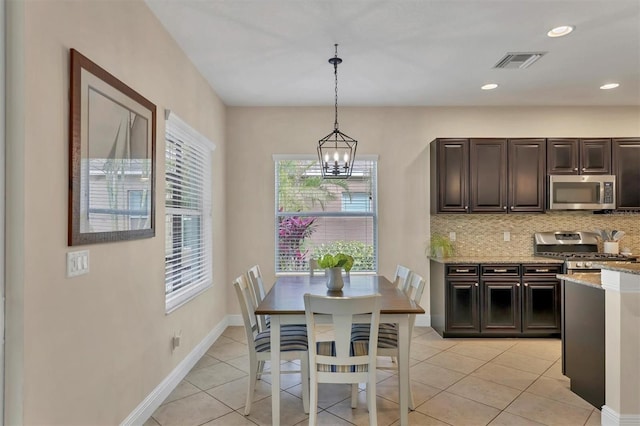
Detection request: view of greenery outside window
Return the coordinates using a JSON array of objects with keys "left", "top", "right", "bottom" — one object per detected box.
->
[
  {"left": 164, "top": 113, "right": 215, "bottom": 312},
  {"left": 128, "top": 189, "right": 149, "bottom": 229},
  {"left": 274, "top": 155, "right": 378, "bottom": 273}
]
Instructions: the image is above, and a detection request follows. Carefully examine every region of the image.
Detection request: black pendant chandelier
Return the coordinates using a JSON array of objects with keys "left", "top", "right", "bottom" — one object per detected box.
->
[{"left": 317, "top": 44, "right": 357, "bottom": 179}]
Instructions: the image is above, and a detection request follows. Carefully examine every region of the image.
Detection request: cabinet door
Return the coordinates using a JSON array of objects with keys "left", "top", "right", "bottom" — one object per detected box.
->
[
  {"left": 547, "top": 138, "right": 579, "bottom": 174},
  {"left": 470, "top": 139, "right": 507, "bottom": 212},
  {"left": 446, "top": 280, "right": 479, "bottom": 333},
  {"left": 508, "top": 139, "right": 545, "bottom": 212},
  {"left": 522, "top": 279, "right": 560, "bottom": 334},
  {"left": 481, "top": 280, "right": 521, "bottom": 334},
  {"left": 580, "top": 138, "right": 611, "bottom": 174},
  {"left": 436, "top": 139, "right": 469, "bottom": 213},
  {"left": 612, "top": 138, "right": 640, "bottom": 209}
]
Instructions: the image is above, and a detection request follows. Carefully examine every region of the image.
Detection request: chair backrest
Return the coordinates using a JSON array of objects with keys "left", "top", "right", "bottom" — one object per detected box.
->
[
  {"left": 247, "top": 264, "right": 266, "bottom": 305},
  {"left": 233, "top": 274, "right": 260, "bottom": 352},
  {"left": 304, "top": 294, "right": 381, "bottom": 379},
  {"left": 309, "top": 258, "right": 322, "bottom": 277},
  {"left": 393, "top": 264, "right": 413, "bottom": 293},
  {"left": 405, "top": 272, "right": 426, "bottom": 304}
]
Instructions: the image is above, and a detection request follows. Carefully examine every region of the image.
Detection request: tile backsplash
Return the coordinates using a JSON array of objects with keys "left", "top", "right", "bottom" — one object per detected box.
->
[{"left": 431, "top": 211, "right": 640, "bottom": 257}]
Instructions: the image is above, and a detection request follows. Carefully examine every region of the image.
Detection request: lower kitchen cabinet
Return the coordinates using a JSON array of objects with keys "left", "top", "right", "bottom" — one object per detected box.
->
[{"left": 430, "top": 260, "right": 562, "bottom": 337}]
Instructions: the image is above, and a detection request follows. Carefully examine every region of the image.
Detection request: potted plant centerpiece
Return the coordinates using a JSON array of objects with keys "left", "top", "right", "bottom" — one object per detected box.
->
[{"left": 317, "top": 253, "right": 354, "bottom": 291}]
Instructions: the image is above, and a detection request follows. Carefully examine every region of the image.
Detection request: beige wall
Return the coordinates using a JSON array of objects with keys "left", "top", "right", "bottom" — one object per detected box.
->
[
  {"left": 226, "top": 106, "right": 640, "bottom": 315},
  {"left": 7, "top": 1, "right": 226, "bottom": 424}
]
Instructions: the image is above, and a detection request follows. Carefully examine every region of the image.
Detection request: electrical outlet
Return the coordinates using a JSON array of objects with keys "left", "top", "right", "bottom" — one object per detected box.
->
[
  {"left": 172, "top": 330, "right": 182, "bottom": 350},
  {"left": 449, "top": 231, "right": 456, "bottom": 242},
  {"left": 67, "top": 250, "right": 89, "bottom": 277},
  {"left": 503, "top": 231, "right": 511, "bottom": 242}
]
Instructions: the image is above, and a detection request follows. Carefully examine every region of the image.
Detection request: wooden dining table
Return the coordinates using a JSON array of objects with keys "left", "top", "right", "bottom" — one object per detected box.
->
[{"left": 255, "top": 274, "right": 425, "bottom": 426}]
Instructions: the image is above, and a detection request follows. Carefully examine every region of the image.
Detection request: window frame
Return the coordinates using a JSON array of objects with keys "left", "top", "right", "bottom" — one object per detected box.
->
[
  {"left": 273, "top": 154, "right": 378, "bottom": 275},
  {"left": 164, "top": 111, "right": 215, "bottom": 313}
]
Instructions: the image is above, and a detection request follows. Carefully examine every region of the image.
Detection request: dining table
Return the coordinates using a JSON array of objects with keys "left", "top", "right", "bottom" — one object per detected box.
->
[{"left": 255, "top": 274, "right": 425, "bottom": 426}]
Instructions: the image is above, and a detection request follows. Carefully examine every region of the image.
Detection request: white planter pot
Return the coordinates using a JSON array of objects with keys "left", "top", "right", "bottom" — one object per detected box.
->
[
  {"left": 325, "top": 267, "right": 344, "bottom": 291},
  {"left": 604, "top": 241, "right": 619, "bottom": 254}
]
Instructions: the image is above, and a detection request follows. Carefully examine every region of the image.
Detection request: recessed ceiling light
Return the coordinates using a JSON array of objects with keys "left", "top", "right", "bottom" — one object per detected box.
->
[
  {"left": 600, "top": 83, "right": 620, "bottom": 90},
  {"left": 481, "top": 83, "right": 499, "bottom": 90},
  {"left": 547, "top": 25, "right": 575, "bottom": 38}
]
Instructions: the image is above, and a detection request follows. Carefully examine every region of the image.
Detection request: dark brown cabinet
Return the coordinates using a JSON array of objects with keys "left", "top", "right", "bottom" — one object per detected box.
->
[
  {"left": 470, "top": 139, "right": 507, "bottom": 213},
  {"left": 547, "top": 138, "right": 611, "bottom": 175},
  {"left": 431, "top": 138, "right": 545, "bottom": 213},
  {"left": 430, "top": 261, "right": 561, "bottom": 338},
  {"left": 612, "top": 138, "right": 640, "bottom": 210}
]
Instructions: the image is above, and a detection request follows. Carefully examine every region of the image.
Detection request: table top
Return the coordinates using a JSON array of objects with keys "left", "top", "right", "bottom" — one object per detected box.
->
[{"left": 255, "top": 274, "right": 425, "bottom": 315}]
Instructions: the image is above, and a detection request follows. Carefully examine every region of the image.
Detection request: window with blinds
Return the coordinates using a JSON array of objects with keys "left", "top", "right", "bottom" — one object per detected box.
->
[
  {"left": 165, "top": 112, "right": 214, "bottom": 312},
  {"left": 274, "top": 156, "right": 378, "bottom": 273}
]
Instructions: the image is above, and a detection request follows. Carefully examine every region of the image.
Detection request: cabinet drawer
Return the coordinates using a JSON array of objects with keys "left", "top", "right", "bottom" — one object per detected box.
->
[
  {"left": 481, "top": 264, "right": 520, "bottom": 276},
  {"left": 522, "top": 264, "right": 563, "bottom": 276},
  {"left": 446, "top": 265, "right": 479, "bottom": 277}
]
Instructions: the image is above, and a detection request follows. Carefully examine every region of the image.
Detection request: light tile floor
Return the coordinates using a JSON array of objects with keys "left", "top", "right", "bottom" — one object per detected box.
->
[{"left": 145, "top": 327, "right": 601, "bottom": 426}]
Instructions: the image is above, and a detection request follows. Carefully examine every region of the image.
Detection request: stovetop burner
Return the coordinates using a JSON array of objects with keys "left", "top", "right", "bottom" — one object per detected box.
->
[{"left": 536, "top": 251, "right": 634, "bottom": 261}]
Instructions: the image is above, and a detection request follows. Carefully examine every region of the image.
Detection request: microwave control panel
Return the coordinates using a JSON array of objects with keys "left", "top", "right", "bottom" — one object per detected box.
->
[{"left": 603, "top": 182, "right": 614, "bottom": 203}]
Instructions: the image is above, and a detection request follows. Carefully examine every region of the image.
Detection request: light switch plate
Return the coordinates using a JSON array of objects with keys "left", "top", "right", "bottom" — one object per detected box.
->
[
  {"left": 449, "top": 232, "right": 456, "bottom": 242},
  {"left": 503, "top": 231, "right": 511, "bottom": 242},
  {"left": 67, "top": 250, "right": 89, "bottom": 277}
]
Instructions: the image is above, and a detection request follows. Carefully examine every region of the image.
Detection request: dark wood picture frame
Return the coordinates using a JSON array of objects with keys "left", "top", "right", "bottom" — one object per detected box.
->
[{"left": 69, "top": 49, "right": 156, "bottom": 245}]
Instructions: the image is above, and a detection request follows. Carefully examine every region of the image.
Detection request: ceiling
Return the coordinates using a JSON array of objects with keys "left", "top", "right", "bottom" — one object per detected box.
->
[{"left": 145, "top": 0, "right": 640, "bottom": 107}]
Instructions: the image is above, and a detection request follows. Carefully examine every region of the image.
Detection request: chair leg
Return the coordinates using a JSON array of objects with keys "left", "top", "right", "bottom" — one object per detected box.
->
[
  {"left": 257, "top": 360, "right": 265, "bottom": 379},
  {"left": 244, "top": 355, "right": 259, "bottom": 415},
  {"left": 351, "top": 383, "right": 359, "bottom": 408},
  {"left": 367, "top": 378, "right": 378, "bottom": 426},
  {"left": 301, "top": 355, "right": 310, "bottom": 414},
  {"left": 308, "top": 374, "right": 319, "bottom": 426}
]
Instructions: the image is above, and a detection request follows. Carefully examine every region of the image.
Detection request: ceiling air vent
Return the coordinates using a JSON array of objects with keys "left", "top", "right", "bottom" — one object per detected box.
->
[{"left": 493, "top": 52, "right": 547, "bottom": 69}]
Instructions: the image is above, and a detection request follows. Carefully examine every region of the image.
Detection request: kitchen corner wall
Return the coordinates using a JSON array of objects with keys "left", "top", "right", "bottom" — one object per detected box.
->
[{"left": 431, "top": 211, "right": 640, "bottom": 256}]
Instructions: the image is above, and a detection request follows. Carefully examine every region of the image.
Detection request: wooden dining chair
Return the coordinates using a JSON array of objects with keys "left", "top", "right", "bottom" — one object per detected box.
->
[
  {"left": 304, "top": 293, "right": 381, "bottom": 426},
  {"left": 393, "top": 264, "right": 413, "bottom": 293},
  {"left": 351, "top": 272, "right": 426, "bottom": 411},
  {"left": 233, "top": 274, "right": 310, "bottom": 415},
  {"left": 247, "top": 264, "right": 269, "bottom": 331}
]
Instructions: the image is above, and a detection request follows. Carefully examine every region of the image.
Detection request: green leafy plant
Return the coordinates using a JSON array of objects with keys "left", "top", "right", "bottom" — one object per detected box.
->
[
  {"left": 313, "top": 241, "right": 374, "bottom": 271},
  {"left": 428, "top": 234, "right": 455, "bottom": 258},
  {"left": 317, "top": 253, "right": 355, "bottom": 272}
]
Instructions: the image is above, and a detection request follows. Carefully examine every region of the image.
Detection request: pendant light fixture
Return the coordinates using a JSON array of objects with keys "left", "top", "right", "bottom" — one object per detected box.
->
[{"left": 317, "top": 44, "right": 357, "bottom": 179}]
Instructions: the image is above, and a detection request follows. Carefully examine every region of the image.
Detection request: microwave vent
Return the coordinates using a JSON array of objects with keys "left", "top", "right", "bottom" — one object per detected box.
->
[{"left": 493, "top": 52, "right": 547, "bottom": 69}]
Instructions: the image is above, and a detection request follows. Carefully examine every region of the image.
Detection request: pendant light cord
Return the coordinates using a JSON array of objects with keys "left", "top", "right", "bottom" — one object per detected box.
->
[{"left": 333, "top": 44, "right": 340, "bottom": 132}]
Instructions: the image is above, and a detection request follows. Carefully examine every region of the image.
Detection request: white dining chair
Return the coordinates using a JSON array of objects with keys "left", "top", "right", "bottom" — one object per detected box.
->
[
  {"left": 233, "top": 274, "right": 310, "bottom": 415},
  {"left": 393, "top": 264, "right": 413, "bottom": 293},
  {"left": 352, "top": 272, "right": 426, "bottom": 410},
  {"left": 304, "top": 293, "right": 381, "bottom": 426},
  {"left": 247, "top": 264, "right": 269, "bottom": 331}
]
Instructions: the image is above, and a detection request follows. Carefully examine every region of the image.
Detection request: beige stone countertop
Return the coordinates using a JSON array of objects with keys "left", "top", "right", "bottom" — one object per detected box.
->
[
  {"left": 594, "top": 262, "right": 640, "bottom": 275},
  {"left": 557, "top": 273, "right": 603, "bottom": 289},
  {"left": 429, "top": 256, "right": 565, "bottom": 264}
]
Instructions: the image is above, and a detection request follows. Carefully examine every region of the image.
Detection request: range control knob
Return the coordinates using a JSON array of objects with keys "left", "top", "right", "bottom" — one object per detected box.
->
[
  {"left": 585, "top": 261, "right": 593, "bottom": 268},
  {"left": 576, "top": 261, "right": 584, "bottom": 268}
]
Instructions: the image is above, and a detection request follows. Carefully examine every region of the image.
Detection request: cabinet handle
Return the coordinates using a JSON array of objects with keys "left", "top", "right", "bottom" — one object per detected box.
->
[
  {"left": 511, "top": 206, "right": 514, "bottom": 209},
  {"left": 535, "top": 268, "right": 549, "bottom": 273},
  {"left": 465, "top": 205, "right": 468, "bottom": 210},
  {"left": 503, "top": 206, "right": 507, "bottom": 210},
  {"left": 574, "top": 167, "right": 578, "bottom": 171},
  {"left": 475, "top": 283, "right": 479, "bottom": 287},
  {"left": 524, "top": 283, "right": 529, "bottom": 286},
  {"left": 516, "top": 283, "right": 520, "bottom": 287},
  {"left": 455, "top": 268, "right": 470, "bottom": 273},
  {"left": 493, "top": 268, "right": 508, "bottom": 272},
  {"left": 582, "top": 167, "right": 586, "bottom": 171}
]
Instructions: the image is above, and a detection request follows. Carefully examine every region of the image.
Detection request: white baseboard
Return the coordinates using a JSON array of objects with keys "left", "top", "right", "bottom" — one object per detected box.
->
[
  {"left": 226, "top": 314, "right": 243, "bottom": 327},
  {"left": 602, "top": 405, "right": 640, "bottom": 426},
  {"left": 414, "top": 314, "right": 431, "bottom": 327},
  {"left": 120, "top": 317, "right": 229, "bottom": 426}
]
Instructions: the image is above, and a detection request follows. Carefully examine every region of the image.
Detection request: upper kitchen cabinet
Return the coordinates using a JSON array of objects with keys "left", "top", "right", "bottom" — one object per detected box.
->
[
  {"left": 431, "top": 138, "right": 469, "bottom": 213},
  {"left": 470, "top": 139, "right": 507, "bottom": 213},
  {"left": 547, "top": 138, "right": 611, "bottom": 175},
  {"left": 509, "top": 139, "right": 546, "bottom": 212},
  {"left": 431, "top": 138, "right": 545, "bottom": 214},
  {"left": 612, "top": 138, "right": 640, "bottom": 210}
]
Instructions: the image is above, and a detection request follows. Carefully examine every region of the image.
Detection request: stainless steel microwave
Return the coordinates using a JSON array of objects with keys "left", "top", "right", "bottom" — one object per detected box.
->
[{"left": 548, "top": 175, "right": 616, "bottom": 210}]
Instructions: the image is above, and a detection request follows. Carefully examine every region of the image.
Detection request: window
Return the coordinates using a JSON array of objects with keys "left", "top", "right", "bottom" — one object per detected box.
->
[
  {"left": 274, "top": 155, "right": 378, "bottom": 273},
  {"left": 165, "top": 112, "right": 215, "bottom": 312},
  {"left": 128, "top": 189, "right": 150, "bottom": 230}
]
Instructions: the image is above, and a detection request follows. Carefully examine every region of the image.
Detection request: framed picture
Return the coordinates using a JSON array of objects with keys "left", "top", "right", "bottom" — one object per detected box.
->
[{"left": 69, "top": 49, "right": 156, "bottom": 245}]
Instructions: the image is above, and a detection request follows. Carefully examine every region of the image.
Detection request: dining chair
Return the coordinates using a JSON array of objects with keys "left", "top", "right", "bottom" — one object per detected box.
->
[
  {"left": 304, "top": 293, "right": 382, "bottom": 426},
  {"left": 233, "top": 274, "right": 310, "bottom": 415},
  {"left": 393, "top": 264, "right": 413, "bottom": 293},
  {"left": 247, "top": 265, "right": 269, "bottom": 331},
  {"left": 351, "top": 272, "right": 426, "bottom": 411},
  {"left": 309, "top": 258, "right": 322, "bottom": 276}
]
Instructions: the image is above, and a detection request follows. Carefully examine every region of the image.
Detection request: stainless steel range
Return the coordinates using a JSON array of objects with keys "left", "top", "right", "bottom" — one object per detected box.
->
[{"left": 534, "top": 231, "right": 636, "bottom": 274}]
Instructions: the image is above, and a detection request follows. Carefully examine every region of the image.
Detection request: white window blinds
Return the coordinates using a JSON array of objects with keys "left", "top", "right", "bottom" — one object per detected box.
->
[
  {"left": 165, "top": 111, "right": 214, "bottom": 312},
  {"left": 274, "top": 156, "right": 378, "bottom": 273}
]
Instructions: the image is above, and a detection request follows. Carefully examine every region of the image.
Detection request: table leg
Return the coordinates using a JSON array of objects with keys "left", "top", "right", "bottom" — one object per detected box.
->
[
  {"left": 270, "top": 315, "right": 281, "bottom": 426},
  {"left": 398, "top": 316, "right": 409, "bottom": 426}
]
